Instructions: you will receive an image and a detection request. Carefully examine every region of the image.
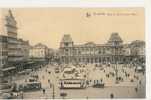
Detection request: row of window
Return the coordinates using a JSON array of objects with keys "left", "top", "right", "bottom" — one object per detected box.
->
[
  {"left": 63, "top": 49, "right": 122, "bottom": 55},
  {"left": 61, "top": 57, "right": 123, "bottom": 62}
]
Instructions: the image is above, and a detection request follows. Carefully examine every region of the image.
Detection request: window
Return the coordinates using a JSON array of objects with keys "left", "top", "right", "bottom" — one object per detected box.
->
[
  {"left": 99, "top": 51, "right": 101, "bottom": 54},
  {"left": 65, "top": 43, "right": 69, "bottom": 46},
  {"left": 79, "top": 58, "right": 81, "bottom": 62}
]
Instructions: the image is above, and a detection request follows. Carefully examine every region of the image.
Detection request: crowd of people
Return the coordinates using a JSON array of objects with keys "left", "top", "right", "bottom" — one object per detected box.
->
[{"left": 8, "top": 61, "right": 145, "bottom": 99}]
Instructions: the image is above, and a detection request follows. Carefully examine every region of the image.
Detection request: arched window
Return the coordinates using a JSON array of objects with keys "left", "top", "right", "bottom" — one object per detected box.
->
[
  {"left": 78, "top": 51, "right": 81, "bottom": 55},
  {"left": 65, "top": 43, "right": 69, "bottom": 46},
  {"left": 99, "top": 51, "right": 101, "bottom": 54}
]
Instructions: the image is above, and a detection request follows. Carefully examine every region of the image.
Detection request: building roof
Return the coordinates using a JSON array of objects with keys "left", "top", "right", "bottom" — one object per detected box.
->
[
  {"left": 34, "top": 43, "right": 48, "bottom": 48},
  {"left": 0, "top": 9, "right": 17, "bottom": 39},
  {"left": 108, "top": 32, "right": 123, "bottom": 43},
  {"left": 84, "top": 42, "right": 96, "bottom": 46},
  {"left": 123, "top": 44, "right": 130, "bottom": 48},
  {"left": 0, "top": 9, "right": 15, "bottom": 36},
  {"left": 61, "top": 34, "right": 73, "bottom": 43},
  {"left": 130, "top": 40, "right": 145, "bottom": 47}
]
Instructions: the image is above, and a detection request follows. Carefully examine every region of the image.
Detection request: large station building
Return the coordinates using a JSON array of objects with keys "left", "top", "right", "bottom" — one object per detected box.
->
[{"left": 59, "top": 33, "right": 145, "bottom": 64}]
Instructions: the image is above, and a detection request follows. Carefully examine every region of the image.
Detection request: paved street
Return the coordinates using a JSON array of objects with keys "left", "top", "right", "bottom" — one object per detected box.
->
[{"left": 12, "top": 63, "right": 145, "bottom": 99}]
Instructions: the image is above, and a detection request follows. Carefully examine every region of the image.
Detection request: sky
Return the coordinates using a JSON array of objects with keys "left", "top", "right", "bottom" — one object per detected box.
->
[{"left": 6, "top": 7, "right": 145, "bottom": 49}]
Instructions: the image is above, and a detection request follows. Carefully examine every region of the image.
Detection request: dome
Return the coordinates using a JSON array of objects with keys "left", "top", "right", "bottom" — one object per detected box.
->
[
  {"left": 84, "top": 42, "right": 96, "bottom": 47},
  {"left": 108, "top": 32, "right": 123, "bottom": 44},
  {"left": 61, "top": 34, "right": 73, "bottom": 43}
]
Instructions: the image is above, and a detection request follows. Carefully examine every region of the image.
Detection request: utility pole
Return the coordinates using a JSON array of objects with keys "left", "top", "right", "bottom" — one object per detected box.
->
[
  {"left": 52, "top": 84, "right": 55, "bottom": 99},
  {"left": 115, "top": 42, "right": 119, "bottom": 84}
]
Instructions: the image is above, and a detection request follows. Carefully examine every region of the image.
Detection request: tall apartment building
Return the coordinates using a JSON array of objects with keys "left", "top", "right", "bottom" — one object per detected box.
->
[
  {"left": 0, "top": 9, "right": 30, "bottom": 98},
  {"left": 0, "top": 9, "right": 30, "bottom": 67},
  {"left": 0, "top": 9, "right": 14, "bottom": 98}
]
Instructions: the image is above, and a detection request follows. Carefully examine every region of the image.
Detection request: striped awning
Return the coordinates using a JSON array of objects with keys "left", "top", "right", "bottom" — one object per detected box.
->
[{"left": 2, "top": 67, "right": 16, "bottom": 71}]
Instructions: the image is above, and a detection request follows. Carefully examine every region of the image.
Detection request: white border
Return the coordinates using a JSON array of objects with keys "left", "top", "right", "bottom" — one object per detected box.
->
[
  {"left": 145, "top": 0, "right": 151, "bottom": 100},
  {"left": 0, "top": 0, "right": 145, "bottom": 7},
  {"left": 0, "top": 0, "right": 150, "bottom": 99}
]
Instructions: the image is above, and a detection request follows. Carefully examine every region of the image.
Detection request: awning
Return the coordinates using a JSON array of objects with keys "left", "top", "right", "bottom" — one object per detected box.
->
[
  {"left": 1, "top": 93, "right": 12, "bottom": 99},
  {"left": 25, "top": 69, "right": 32, "bottom": 72},
  {"left": 28, "top": 61, "right": 35, "bottom": 64},
  {"left": 137, "top": 66, "right": 143, "bottom": 70},
  {"left": 2, "top": 67, "right": 16, "bottom": 71}
]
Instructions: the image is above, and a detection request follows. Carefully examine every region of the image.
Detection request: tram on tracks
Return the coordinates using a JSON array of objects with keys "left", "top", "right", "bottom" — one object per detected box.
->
[{"left": 59, "top": 78, "right": 86, "bottom": 89}]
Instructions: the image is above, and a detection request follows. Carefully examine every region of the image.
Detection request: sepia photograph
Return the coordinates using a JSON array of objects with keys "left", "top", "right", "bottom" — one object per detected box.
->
[{"left": 0, "top": 8, "right": 145, "bottom": 99}]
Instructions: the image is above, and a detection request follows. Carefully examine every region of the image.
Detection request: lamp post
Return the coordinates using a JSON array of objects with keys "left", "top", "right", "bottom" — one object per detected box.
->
[
  {"left": 52, "top": 84, "right": 55, "bottom": 99},
  {"left": 114, "top": 42, "right": 119, "bottom": 84}
]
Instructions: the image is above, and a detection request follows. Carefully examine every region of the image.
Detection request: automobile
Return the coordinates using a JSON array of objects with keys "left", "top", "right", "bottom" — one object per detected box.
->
[
  {"left": 1, "top": 93, "right": 12, "bottom": 99},
  {"left": 28, "top": 77, "right": 37, "bottom": 82},
  {"left": 93, "top": 83, "right": 105, "bottom": 88},
  {"left": 92, "top": 80, "right": 105, "bottom": 88},
  {"left": 30, "top": 74, "right": 39, "bottom": 79},
  {"left": 16, "top": 81, "right": 42, "bottom": 92},
  {"left": 18, "top": 69, "right": 32, "bottom": 75},
  {"left": 55, "top": 68, "right": 60, "bottom": 73},
  {"left": 60, "top": 92, "right": 67, "bottom": 99}
]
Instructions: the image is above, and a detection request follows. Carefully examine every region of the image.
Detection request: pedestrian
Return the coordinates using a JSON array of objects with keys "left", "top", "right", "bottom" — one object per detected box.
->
[
  {"left": 128, "top": 74, "right": 130, "bottom": 77},
  {"left": 20, "top": 91, "right": 23, "bottom": 99},
  {"left": 10, "top": 93, "right": 13, "bottom": 98},
  {"left": 112, "top": 73, "right": 114, "bottom": 77},
  {"left": 100, "top": 79, "right": 102, "bottom": 83},
  {"left": 42, "top": 75, "right": 44, "bottom": 79},
  {"left": 143, "top": 71, "right": 144, "bottom": 75},
  {"left": 86, "top": 80, "right": 89, "bottom": 85},
  {"left": 48, "top": 79, "right": 50, "bottom": 83},
  {"left": 139, "top": 80, "right": 141, "bottom": 85},
  {"left": 94, "top": 80, "right": 96, "bottom": 85},
  {"left": 50, "top": 83, "right": 52, "bottom": 88},
  {"left": 43, "top": 89, "right": 45, "bottom": 94},
  {"left": 110, "top": 93, "right": 114, "bottom": 99},
  {"left": 96, "top": 80, "right": 99, "bottom": 84},
  {"left": 135, "top": 87, "right": 138, "bottom": 92}
]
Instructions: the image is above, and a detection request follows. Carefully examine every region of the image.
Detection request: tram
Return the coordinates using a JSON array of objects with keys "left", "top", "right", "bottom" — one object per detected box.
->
[
  {"left": 59, "top": 78, "right": 86, "bottom": 89},
  {"left": 15, "top": 81, "right": 41, "bottom": 92}
]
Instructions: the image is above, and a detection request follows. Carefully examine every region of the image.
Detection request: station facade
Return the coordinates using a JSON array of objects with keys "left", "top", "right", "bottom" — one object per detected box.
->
[{"left": 59, "top": 33, "right": 145, "bottom": 64}]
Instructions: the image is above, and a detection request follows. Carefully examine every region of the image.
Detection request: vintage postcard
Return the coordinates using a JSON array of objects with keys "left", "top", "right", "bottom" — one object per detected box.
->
[{"left": 0, "top": 8, "right": 145, "bottom": 99}]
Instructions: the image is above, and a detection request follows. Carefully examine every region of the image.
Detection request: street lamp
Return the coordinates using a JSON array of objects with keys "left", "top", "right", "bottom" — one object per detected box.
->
[
  {"left": 52, "top": 84, "right": 55, "bottom": 99},
  {"left": 114, "top": 42, "right": 119, "bottom": 84}
]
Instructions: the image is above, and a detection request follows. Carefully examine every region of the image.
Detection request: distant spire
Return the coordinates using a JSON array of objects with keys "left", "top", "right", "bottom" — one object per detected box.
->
[
  {"left": 8, "top": 9, "right": 13, "bottom": 17},
  {"left": 0, "top": 9, "right": 14, "bottom": 36}
]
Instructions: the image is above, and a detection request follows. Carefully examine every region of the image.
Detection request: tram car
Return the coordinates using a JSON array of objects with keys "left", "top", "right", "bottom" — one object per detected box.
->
[{"left": 59, "top": 78, "right": 86, "bottom": 89}]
